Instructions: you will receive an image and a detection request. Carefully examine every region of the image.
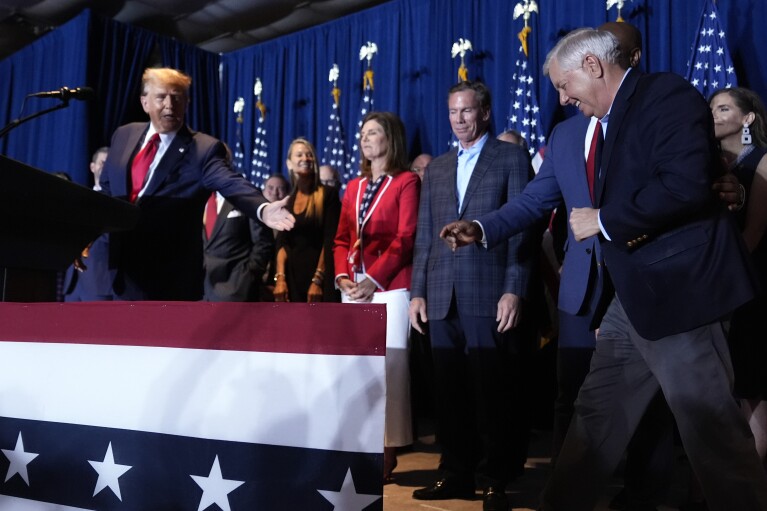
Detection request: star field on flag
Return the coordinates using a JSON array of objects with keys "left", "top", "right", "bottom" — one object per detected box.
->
[{"left": 685, "top": 0, "right": 737, "bottom": 99}]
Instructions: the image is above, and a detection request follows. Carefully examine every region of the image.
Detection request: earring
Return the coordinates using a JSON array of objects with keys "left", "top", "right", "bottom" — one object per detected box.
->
[{"left": 742, "top": 123, "right": 753, "bottom": 145}]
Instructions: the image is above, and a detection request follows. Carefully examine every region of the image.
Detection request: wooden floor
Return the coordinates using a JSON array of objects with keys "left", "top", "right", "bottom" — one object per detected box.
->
[{"left": 381, "top": 429, "right": 689, "bottom": 511}]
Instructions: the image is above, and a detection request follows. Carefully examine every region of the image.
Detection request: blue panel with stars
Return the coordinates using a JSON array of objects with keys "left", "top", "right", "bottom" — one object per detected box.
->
[{"left": 0, "top": 417, "right": 382, "bottom": 510}]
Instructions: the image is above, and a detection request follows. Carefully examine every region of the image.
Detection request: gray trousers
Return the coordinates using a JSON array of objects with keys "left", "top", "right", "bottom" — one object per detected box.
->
[{"left": 541, "top": 296, "right": 767, "bottom": 511}]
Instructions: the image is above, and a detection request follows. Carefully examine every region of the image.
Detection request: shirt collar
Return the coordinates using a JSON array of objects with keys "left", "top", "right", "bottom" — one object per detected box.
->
[{"left": 458, "top": 132, "right": 489, "bottom": 156}]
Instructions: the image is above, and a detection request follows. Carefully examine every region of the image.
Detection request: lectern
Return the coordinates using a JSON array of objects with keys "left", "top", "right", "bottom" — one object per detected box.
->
[{"left": 0, "top": 154, "right": 139, "bottom": 301}]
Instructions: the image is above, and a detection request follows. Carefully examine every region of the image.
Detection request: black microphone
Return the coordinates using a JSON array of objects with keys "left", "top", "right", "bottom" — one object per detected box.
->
[{"left": 29, "top": 86, "right": 95, "bottom": 101}]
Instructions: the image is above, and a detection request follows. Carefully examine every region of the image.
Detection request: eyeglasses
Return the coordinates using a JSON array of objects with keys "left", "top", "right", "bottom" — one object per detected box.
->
[{"left": 410, "top": 167, "right": 422, "bottom": 173}]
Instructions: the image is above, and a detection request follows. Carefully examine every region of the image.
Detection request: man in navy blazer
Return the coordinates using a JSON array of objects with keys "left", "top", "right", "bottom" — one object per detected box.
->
[
  {"left": 441, "top": 26, "right": 675, "bottom": 509},
  {"left": 100, "top": 68, "right": 293, "bottom": 301},
  {"left": 536, "top": 28, "right": 767, "bottom": 510},
  {"left": 410, "top": 80, "right": 540, "bottom": 511}
]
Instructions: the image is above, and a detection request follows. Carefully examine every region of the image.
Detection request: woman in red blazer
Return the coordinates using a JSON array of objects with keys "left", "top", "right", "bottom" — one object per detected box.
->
[{"left": 333, "top": 111, "right": 421, "bottom": 482}]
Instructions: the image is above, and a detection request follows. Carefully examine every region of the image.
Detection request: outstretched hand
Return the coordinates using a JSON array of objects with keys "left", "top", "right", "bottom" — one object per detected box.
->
[
  {"left": 262, "top": 196, "right": 295, "bottom": 231},
  {"left": 439, "top": 221, "right": 482, "bottom": 251}
]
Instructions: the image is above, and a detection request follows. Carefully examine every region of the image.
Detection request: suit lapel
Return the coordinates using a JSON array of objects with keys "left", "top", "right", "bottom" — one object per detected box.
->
[
  {"left": 595, "top": 70, "right": 641, "bottom": 206},
  {"left": 211, "top": 200, "right": 233, "bottom": 239},
  {"left": 141, "top": 125, "right": 194, "bottom": 200},
  {"left": 459, "top": 137, "right": 496, "bottom": 218}
]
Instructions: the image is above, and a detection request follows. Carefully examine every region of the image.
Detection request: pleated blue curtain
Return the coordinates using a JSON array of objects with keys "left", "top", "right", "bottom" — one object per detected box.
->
[
  {"left": 220, "top": 0, "right": 767, "bottom": 183},
  {"left": 0, "top": 11, "right": 91, "bottom": 183},
  {"left": 1, "top": 0, "right": 766, "bottom": 188},
  {"left": 88, "top": 12, "right": 160, "bottom": 153}
]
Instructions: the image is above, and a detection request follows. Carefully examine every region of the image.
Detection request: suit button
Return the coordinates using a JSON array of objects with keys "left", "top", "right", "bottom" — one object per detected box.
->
[
  {"left": 627, "top": 241, "right": 635, "bottom": 248},
  {"left": 642, "top": 234, "right": 649, "bottom": 240},
  {"left": 586, "top": 248, "right": 592, "bottom": 254}
]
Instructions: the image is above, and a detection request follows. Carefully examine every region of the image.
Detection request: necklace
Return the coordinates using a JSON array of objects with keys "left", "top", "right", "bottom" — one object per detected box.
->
[{"left": 730, "top": 145, "right": 755, "bottom": 171}]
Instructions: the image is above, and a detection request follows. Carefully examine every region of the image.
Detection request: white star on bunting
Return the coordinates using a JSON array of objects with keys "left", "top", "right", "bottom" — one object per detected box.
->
[
  {"left": 88, "top": 442, "right": 132, "bottom": 501},
  {"left": 191, "top": 455, "right": 244, "bottom": 511},
  {"left": 2, "top": 432, "right": 38, "bottom": 485},
  {"left": 317, "top": 468, "right": 380, "bottom": 511}
]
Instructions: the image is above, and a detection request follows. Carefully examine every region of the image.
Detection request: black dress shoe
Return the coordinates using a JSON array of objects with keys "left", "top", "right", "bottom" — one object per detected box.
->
[
  {"left": 483, "top": 487, "right": 509, "bottom": 511},
  {"left": 412, "top": 478, "right": 474, "bottom": 500}
]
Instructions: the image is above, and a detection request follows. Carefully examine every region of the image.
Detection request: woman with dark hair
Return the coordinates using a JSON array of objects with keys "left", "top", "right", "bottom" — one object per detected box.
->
[
  {"left": 273, "top": 138, "right": 340, "bottom": 302},
  {"left": 710, "top": 87, "right": 767, "bottom": 468},
  {"left": 333, "top": 111, "right": 420, "bottom": 482}
]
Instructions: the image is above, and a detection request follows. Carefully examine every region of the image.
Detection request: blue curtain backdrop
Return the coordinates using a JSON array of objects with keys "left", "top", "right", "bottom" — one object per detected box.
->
[
  {"left": 1, "top": 0, "right": 765, "bottom": 187},
  {"left": 219, "top": 0, "right": 767, "bottom": 181}
]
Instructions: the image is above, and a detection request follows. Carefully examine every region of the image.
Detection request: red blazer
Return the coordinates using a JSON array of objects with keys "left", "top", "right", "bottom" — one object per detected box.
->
[{"left": 333, "top": 171, "right": 421, "bottom": 291}]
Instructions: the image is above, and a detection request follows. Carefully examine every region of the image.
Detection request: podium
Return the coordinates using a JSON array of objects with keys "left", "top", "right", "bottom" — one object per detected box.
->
[{"left": 0, "top": 154, "right": 139, "bottom": 301}]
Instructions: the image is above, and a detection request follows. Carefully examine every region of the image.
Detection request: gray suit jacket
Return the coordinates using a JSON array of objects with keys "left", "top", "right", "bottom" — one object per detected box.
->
[{"left": 411, "top": 136, "right": 538, "bottom": 319}]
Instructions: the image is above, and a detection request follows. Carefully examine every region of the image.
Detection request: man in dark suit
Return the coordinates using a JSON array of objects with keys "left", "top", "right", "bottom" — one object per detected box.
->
[
  {"left": 535, "top": 28, "right": 767, "bottom": 510},
  {"left": 409, "top": 80, "right": 539, "bottom": 511},
  {"left": 65, "top": 147, "right": 113, "bottom": 301},
  {"left": 100, "top": 67, "right": 293, "bottom": 301},
  {"left": 441, "top": 23, "right": 675, "bottom": 511},
  {"left": 202, "top": 192, "right": 274, "bottom": 301}
]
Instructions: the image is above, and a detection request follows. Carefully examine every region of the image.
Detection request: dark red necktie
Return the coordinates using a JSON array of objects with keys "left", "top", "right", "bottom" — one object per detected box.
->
[
  {"left": 205, "top": 192, "right": 218, "bottom": 239},
  {"left": 130, "top": 133, "right": 160, "bottom": 202},
  {"left": 585, "top": 120, "right": 603, "bottom": 204}
]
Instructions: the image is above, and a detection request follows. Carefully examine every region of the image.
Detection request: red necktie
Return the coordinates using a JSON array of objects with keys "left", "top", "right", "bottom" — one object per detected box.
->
[
  {"left": 130, "top": 133, "right": 160, "bottom": 202},
  {"left": 205, "top": 192, "right": 218, "bottom": 239},
  {"left": 586, "top": 120, "right": 603, "bottom": 203}
]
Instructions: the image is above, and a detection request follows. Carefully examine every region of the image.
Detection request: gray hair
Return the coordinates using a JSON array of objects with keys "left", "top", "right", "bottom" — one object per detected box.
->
[{"left": 543, "top": 28, "right": 621, "bottom": 76}]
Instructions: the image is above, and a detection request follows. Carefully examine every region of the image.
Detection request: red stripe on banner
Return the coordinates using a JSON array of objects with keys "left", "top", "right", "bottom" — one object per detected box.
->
[{"left": 0, "top": 302, "right": 386, "bottom": 356}]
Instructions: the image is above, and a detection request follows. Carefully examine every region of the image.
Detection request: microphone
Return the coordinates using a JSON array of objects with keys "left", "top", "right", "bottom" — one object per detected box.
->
[{"left": 29, "top": 86, "right": 95, "bottom": 101}]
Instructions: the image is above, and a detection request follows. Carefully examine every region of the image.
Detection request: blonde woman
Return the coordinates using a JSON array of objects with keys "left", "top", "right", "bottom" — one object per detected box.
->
[{"left": 273, "top": 138, "right": 340, "bottom": 302}]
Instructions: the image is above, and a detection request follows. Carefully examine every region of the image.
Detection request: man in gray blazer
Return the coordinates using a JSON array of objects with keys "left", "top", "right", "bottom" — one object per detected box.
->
[{"left": 409, "top": 80, "right": 540, "bottom": 511}]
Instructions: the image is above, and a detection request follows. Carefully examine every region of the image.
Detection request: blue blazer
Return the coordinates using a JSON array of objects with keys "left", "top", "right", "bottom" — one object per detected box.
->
[
  {"left": 411, "top": 136, "right": 537, "bottom": 319},
  {"left": 101, "top": 122, "right": 268, "bottom": 300},
  {"left": 478, "top": 115, "right": 604, "bottom": 346},
  {"left": 595, "top": 71, "right": 756, "bottom": 340}
]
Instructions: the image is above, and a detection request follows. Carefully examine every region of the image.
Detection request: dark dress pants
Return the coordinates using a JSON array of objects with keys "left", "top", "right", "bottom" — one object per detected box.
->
[
  {"left": 542, "top": 297, "right": 767, "bottom": 511},
  {"left": 429, "top": 296, "right": 535, "bottom": 489}
]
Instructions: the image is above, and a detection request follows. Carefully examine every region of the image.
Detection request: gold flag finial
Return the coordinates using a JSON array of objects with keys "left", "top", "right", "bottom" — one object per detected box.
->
[
  {"left": 606, "top": 0, "right": 629, "bottom": 22},
  {"left": 451, "top": 38, "right": 473, "bottom": 82},
  {"left": 513, "top": 0, "right": 538, "bottom": 57},
  {"left": 233, "top": 97, "right": 245, "bottom": 124},
  {"left": 359, "top": 42, "right": 378, "bottom": 91},
  {"left": 253, "top": 78, "right": 266, "bottom": 121},
  {"left": 328, "top": 64, "right": 342, "bottom": 106}
]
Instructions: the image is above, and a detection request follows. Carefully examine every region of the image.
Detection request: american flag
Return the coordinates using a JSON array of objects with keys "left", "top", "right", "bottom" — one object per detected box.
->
[
  {"left": 322, "top": 95, "right": 351, "bottom": 185},
  {"left": 0, "top": 302, "right": 386, "bottom": 510},
  {"left": 250, "top": 115, "right": 270, "bottom": 189},
  {"left": 322, "top": 65, "right": 352, "bottom": 189},
  {"left": 349, "top": 43, "right": 377, "bottom": 184},
  {"left": 685, "top": 0, "right": 738, "bottom": 99},
  {"left": 250, "top": 79, "right": 270, "bottom": 188},
  {"left": 232, "top": 97, "right": 246, "bottom": 176},
  {"left": 507, "top": 43, "right": 545, "bottom": 156}
]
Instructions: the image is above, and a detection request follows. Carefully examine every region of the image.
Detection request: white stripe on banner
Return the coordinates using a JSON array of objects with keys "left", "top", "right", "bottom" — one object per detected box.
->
[
  {"left": 0, "top": 342, "right": 385, "bottom": 453},
  {"left": 0, "top": 495, "right": 92, "bottom": 510}
]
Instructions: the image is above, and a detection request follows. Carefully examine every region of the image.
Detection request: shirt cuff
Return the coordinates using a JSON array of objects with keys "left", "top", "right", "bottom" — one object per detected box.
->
[
  {"left": 474, "top": 220, "right": 488, "bottom": 248},
  {"left": 597, "top": 210, "right": 612, "bottom": 241},
  {"left": 257, "top": 203, "right": 267, "bottom": 223}
]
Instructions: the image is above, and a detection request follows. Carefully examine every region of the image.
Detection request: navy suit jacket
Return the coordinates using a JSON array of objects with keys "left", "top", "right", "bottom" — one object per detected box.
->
[
  {"left": 100, "top": 122, "right": 268, "bottom": 300},
  {"left": 63, "top": 233, "right": 112, "bottom": 301},
  {"left": 478, "top": 115, "right": 604, "bottom": 346},
  {"left": 203, "top": 200, "right": 274, "bottom": 301},
  {"left": 595, "top": 71, "right": 756, "bottom": 339},
  {"left": 411, "top": 136, "right": 538, "bottom": 319}
]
